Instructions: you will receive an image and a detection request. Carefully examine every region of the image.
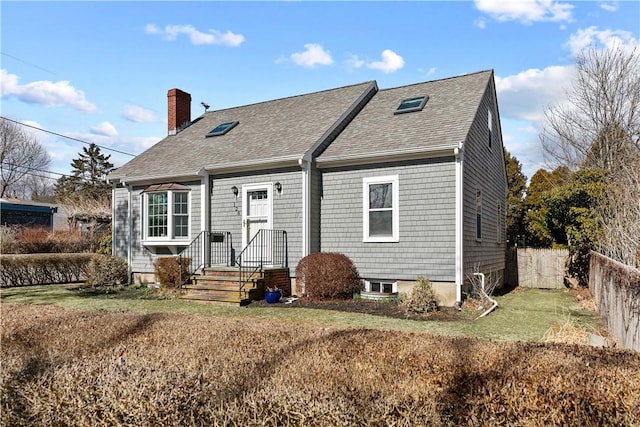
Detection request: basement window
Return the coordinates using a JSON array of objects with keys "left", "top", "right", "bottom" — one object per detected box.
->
[
  {"left": 394, "top": 96, "right": 428, "bottom": 114},
  {"left": 206, "top": 121, "right": 238, "bottom": 137}
]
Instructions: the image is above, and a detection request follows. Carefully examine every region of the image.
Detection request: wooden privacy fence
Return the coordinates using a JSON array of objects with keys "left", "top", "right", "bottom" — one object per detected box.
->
[
  {"left": 589, "top": 252, "right": 640, "bottom": 351},
  {"left": 506, "top": 248, "right": 568, "bottom": 289}
]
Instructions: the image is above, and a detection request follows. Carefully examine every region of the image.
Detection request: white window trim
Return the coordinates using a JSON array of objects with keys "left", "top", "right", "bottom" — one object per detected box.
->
[
  {"left": 363, "top": 175, "right": 399, "bottom": 243},
  {"left": 141, "top": 190, "right": 191, "bottom": 245},
  {"left": 488, "top": 109, "right": 493, "bottom": 149},
  {"left": 364, "top": 279, "right": 398, "bottom": 293}
]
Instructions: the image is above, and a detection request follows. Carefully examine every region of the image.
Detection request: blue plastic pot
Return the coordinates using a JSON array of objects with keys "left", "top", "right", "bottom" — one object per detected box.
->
[{"left": 265, "top": 289, "right": 282, "bottom": 304}]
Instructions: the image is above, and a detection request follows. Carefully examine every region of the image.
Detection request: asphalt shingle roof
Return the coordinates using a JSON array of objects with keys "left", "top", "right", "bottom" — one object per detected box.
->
[
  {"left": 317, "top": 70, "right": 493, "bottom": 164},
  {"left": 109, "top": 81, "right": 376, "bottom": 182},
  {"left": 110, "top": 70, "right": 493, "bottom": 182}
]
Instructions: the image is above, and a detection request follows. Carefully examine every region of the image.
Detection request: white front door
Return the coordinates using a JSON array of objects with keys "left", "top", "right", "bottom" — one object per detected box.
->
[{"left": 242, "top": 184, "right": 273, "bottom": 265}]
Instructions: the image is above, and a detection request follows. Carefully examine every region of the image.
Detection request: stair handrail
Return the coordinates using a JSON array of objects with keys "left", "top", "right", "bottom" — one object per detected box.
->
[
  {"left": 234, "top": 229, "right": 287, "bottom": 295},
  {"left": 178, "top": 230, "right": 232, "bottom": 288},
  {"left": 234, "top": 230, "right": 264, "bottom": 295}
]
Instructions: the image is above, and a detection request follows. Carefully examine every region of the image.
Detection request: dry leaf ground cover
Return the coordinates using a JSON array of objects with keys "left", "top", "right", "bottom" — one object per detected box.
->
[{"left": 2, "top": 303, "right": 639, "bottom": 426}]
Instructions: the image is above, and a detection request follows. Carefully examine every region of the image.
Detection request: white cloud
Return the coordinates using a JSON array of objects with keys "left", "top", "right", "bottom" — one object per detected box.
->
[
  {"left": 474, "top": 0, "right": 574, "bottom": 24},
  {"left": 145, "top": 23, "right": 245, "bottom": 47},
  {"left": 122, "top": 105, "right": 157, "bottom": 123},
  {"left": 290, "top": 44, "right": 333, "bottom": 68},
  {"left": 496, "top": 66, "right": 579, "bottom": 179},
  {"left": 599, "top": 1, "right": 619, "bottom": 12},
  {"left": 90, "top": 121, "right": 118, "bottom": 137},
  {"left": 565, "top": 26, "right": 639, "bottom": 57},
  {"left": 367, "top": 49, "right": 405, "bottom": 73},
  {"left": 474, "top": 17, "right": 488, "bottom": 29},
  {"left": 495, "top": 65, "right": 575, "bottom": 122},
  {"left": 344, "top": 53, "right": 365, "bottom": 70},
  {"left": 0, "top": 69, "right": 97, "bottom": 113},
  {"left": 418, "top": 67, "right": 437, "bottom": 78}
]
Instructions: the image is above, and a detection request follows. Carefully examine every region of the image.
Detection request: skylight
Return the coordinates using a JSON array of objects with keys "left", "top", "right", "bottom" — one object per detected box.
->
[
  {"left": 206, "top": 121, "right": 239, "bottom": 137},
  {"left": 394, "top": 96, "right": 428, "bottom": 114}
]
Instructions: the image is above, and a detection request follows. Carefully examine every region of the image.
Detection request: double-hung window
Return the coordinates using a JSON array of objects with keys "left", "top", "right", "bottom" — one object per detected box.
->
[
  {"left": 363, "top": 175, "right": 399, "bottom": 242},
  {"left": 142, "top": 184, "right": 191, "bottom": 242}
]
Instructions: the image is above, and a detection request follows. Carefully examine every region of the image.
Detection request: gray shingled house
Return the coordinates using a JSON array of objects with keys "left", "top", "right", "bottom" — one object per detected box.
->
[{"left": 108, "top": 70, "right": 507, "bottom": 306}]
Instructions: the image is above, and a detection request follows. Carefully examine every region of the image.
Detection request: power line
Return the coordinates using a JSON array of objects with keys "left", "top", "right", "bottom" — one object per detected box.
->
[
  {"left": 1, "top": 161, "right": 72, "bottom": 179},
  {"left": 1, "top": 51, "right": 57, "bottom": 75},
  {"left": 0, "top": 116, "right": 136, "bottom": 157}
]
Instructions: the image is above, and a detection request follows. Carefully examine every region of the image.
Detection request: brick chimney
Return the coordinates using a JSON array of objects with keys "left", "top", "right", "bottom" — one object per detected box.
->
[{"left": 167, "top": 88, "right": 191, "bottom": 135}]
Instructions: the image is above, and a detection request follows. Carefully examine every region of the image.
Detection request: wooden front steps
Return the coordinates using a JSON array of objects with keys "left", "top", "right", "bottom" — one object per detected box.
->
[{"left": 179, "top": 266, "right": 264, "bottom": 306}]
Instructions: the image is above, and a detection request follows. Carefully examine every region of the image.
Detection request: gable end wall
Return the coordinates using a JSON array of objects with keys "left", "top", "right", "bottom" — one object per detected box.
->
[{"left": 462, "top": 79, "right": 507, "bottom": 282}]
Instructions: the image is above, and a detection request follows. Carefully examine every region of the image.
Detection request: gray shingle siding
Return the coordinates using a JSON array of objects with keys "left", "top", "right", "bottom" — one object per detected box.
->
[
  {"left": 310, "top": 165, "right": 322, "bottom": 254},
  {"left": 462, "top": 79, "right": 507, "bottom": 278},
  {"left": 113, "top": 186, "right": 129, "bottom": 259},
  {"left": 210, "top": 168, "right": 303, "bottom": 270},
  {"left": 119, "top": 180, "right": 202, "bottom": 274},
  {"left": 320, "top": 159, "right": 456, "bottom": 282}
]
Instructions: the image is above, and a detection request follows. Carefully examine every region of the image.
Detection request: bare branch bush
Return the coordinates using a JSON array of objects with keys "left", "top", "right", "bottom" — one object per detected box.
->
[
  {"left": 598, "top": 152, "right": 640, "bottom": 268},
  {"left": 466, "top": 266, "right": 499, "bottom": 307}
]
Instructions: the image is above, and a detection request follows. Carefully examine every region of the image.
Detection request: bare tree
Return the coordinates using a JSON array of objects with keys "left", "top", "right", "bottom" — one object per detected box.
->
[
  {"left": 0, "top": 118, "right": 52, "bottom": 199},
  {"left": 541, "top": 44, "right": 640, "bottom": 171},
  {"left": 598, "top": 151, "right": 640, "bottom": 268}
]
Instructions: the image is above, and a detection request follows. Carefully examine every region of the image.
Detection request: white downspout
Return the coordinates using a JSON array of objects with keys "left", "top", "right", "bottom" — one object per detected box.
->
[
  {"left": 454, "top": 142, "right": 464, "bottom": 304},
  {"left": 199, "top": 170, "right": 210, "bottom": 268},
  {"left": 298, "top": 158, "right": 311, "bottom": 258},
  {"left": 111, "top": 183, "right": 116, "bottom": 256},
  {"left": 124, "top": 182, "right": 133, "bottom": 284}
]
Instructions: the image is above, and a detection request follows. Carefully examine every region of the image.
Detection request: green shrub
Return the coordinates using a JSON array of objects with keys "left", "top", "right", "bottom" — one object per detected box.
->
[
  {"left": 86, "top": 255, "right": 129, "bottom": 287},
  {"left": 153, "top": 257, "right": 191, "bottom": 288},
  {"left": 97, "top": 223, "right": 112, "bottom": 255},
  {"left": 402, "top": 276, "right": 439, "bottom": 314},
  {"left": 295, "top": 253, "right": 361, "bottom": 299}
]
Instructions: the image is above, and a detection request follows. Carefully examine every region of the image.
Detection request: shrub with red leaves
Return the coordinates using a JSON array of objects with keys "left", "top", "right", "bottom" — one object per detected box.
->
[
  {"left": 295, "top": 253, "right": 361, "bottom": 299},
  {"left": 153, "top": 257, "right": 191, "bottom": 288}
]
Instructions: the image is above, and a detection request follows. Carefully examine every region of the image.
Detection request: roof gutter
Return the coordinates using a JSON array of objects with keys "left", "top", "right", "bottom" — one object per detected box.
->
[{"left": 316, "top": 144, "right": 458, "bottom": 169}]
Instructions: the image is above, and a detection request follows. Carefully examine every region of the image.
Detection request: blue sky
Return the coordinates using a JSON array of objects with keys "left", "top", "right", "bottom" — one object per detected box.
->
[{"left": 1, "top": 1, "right": 639, "bottom": 183}]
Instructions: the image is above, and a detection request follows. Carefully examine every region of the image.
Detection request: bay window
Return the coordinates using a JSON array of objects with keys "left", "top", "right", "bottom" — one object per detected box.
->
[{"left": 142, "top": 184, "right": 191, "bottom": 241}]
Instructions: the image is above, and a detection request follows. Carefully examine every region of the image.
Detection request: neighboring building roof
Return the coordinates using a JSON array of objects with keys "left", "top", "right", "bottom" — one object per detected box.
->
[
  {"left": 109, "top": 81, "right": 377, "bottom": 183},
  {"left": 0, "top": 198, "right": 58, "bottom": 229},
  {"left": 0, "top": 198, "right": 58, "bottom": 213},
  {"left": 316, "top": 70, "right": 494, "bottom": 166}
]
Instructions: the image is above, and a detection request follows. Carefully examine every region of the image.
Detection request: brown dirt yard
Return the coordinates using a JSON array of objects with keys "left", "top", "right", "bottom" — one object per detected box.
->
[{"left": 2, "top": 303, "right": 639, "bottom": 426}]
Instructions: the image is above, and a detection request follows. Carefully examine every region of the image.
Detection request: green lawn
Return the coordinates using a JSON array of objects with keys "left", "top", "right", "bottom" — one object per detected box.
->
[{"left": 0, "top": 284, "right": 600, "bottom": 342}]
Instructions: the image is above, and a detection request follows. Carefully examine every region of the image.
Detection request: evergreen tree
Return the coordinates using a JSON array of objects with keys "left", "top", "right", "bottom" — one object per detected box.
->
[
  {"left": 504, "top": 149, "right": 527, "bottom": 246},
  {"left": 56, "top": 143, "right": 114, "bottom": 202},
  {"left": 523, "top": 167, "right": 570, "bottom": 247}
]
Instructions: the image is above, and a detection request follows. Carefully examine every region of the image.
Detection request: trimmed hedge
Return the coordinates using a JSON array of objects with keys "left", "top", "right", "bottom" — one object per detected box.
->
[
  {"left": 0, "top": 253, "right": 95, "bottom": 287},
  {"left": 295, "top": 252, "right": 361, "bottom": 299},
  {"left": 153, "top": 257, "right": 191, "bottom": 288},
  {"left": 86, "top": 255, "right": 129, "bottom": 287}
]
